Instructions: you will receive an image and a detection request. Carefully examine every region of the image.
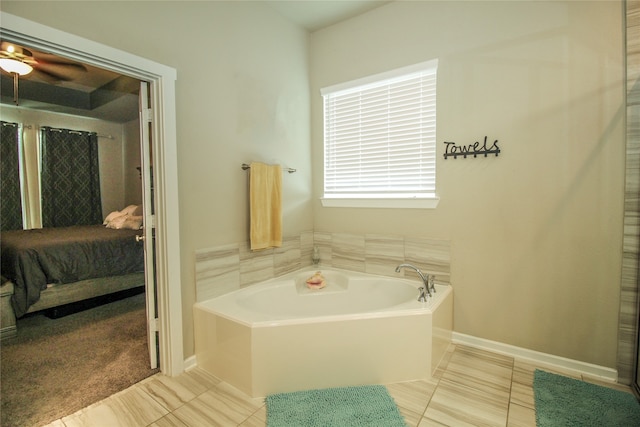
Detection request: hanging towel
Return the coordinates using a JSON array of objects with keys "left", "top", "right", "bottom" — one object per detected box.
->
[{"left": 250, "top": 162, "right": 282, "bottom": 250}]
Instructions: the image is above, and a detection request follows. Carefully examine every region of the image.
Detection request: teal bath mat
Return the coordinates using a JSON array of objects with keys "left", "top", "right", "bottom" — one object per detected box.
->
[
  {"left": 266, "top": 384, "right": 407, "bottom": 427},
  {"left": 534, "top": 369, "right": 640, "bottom": 426}
]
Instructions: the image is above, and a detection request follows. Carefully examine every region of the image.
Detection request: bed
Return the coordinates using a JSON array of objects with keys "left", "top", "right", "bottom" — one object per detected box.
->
[{"left": 0, "top": 225, "right": 145, "bottom": 339}]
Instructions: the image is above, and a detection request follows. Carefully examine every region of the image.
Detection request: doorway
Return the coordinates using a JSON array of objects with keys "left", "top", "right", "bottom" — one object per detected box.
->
[
  {"left": 1, "top": 42, "right": 157, "bottom": 358},
  {"left": 0, "top": 11, "right": 183, "bottom": 376}
]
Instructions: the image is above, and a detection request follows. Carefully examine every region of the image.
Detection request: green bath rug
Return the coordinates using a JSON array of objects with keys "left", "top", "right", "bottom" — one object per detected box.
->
[
  {"left": 534, "top": 369, "right": 640, "bottom": 427},
  {"left": 266, "top": 384, "right": 407, "bottom": 427}
]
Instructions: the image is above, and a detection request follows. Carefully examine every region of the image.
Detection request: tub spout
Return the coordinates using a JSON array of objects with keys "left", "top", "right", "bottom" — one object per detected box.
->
[{"left": 395, "top": 263, "right": 432, "bottom": 300}]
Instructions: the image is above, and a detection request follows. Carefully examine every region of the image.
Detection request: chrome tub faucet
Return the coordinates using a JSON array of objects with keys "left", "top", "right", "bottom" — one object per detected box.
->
[{"left": 395, "top": 263, "right": 434, "bottom": 302}]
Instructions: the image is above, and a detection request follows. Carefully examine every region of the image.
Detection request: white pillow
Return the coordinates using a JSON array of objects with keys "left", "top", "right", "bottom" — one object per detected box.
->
[
  {"left": 122, "top": 215, "right": 143, "bottom": 230},
  {"left": 120, "top": 205, "right": 140, "bottom": 216},
  {"left": 103, "top": 210, "right": 122, "bottom": 225},
  {"left": 105, "top": 214, "right": 129, "bottom": 229}
]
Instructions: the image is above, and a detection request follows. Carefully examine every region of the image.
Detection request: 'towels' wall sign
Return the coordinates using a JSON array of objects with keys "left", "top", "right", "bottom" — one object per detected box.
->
[{"left": 443, "top": 136, "right": 501, "bottom": 159}]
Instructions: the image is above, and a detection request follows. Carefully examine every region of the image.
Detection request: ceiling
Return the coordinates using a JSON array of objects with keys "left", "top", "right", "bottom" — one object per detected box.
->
[
  {"left": 0, "top": 1, "right": 391, "bottom": 123},
  {"left": 267, "top": 0, "right": 391, "bottom": 32},
  {"left": 0, "top": 52, "right": 141, "bottom": 123}
]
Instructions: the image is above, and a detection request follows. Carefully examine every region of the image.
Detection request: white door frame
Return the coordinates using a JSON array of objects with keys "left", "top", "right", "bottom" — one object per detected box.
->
[
  {"left": 0, "top": 12, "right": 184, "bottom": 376},
  {"left": 139, "top": 81, "right": 159, "bottom": 370}
]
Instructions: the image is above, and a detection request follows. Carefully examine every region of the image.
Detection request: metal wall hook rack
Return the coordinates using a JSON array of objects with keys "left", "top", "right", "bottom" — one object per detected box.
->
[{"left": 443, "top": 136, "right": 501, "bottom": 160}]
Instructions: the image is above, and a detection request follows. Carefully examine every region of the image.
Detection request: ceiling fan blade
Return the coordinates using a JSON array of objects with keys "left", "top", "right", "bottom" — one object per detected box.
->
[
  {"left": 1, "top": 41, "right": 88, "bottom": 83},
  {"left": 31, "top": 67, "right": 74, "bottom": 82},
  {"left": 34, "top": 53, "right": 87, "bottom": 72},
  {"left": 32, "top": 58, "right": 88, "bottom": 82}
]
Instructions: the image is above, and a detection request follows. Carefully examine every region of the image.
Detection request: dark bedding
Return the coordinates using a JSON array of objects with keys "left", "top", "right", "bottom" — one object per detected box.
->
[{"left": 1, "top": 225, "right": 144, "bottom": 317}]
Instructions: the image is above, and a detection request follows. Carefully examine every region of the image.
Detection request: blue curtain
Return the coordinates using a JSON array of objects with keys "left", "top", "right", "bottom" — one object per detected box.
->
[
  {"left": 40, "top": 127, "right": 102, "bottom": 227},
  {"left": 0, "top": 121, "right": 23, "bottom": 231}
]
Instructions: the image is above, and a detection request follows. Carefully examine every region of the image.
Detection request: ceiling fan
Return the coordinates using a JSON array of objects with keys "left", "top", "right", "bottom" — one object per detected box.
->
[{"left": 0, "top": 41, "right": 87, "bottom": 105}]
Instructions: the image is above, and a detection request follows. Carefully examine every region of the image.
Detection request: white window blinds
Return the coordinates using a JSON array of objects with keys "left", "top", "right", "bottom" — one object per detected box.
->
[{"left": 322, "top": 59, "right": 438, "bottom": 200}]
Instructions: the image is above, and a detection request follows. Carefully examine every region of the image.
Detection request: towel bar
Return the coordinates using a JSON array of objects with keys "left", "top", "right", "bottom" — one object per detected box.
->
[{"left": 241, "top": 163, "right": 296, "bottom": 173}]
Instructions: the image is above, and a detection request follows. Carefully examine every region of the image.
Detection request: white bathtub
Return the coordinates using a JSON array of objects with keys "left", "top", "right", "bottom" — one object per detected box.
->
[{"left": 194, "top": 267, "right": 453, "bottom": 397}]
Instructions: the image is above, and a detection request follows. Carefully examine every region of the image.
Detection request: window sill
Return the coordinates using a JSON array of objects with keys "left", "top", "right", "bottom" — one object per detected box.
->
[{"left": 320, "top": 197, "right": 440, "bottom": 209}]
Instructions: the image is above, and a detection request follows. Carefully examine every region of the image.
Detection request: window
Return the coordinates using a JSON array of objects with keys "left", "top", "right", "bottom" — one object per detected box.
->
[
  {"left": 321, "top": 59, "right": 439, "bottom": 209},
  {"left": 40, "top": 127, "right": 103, "bottom": 227},
  {"left": 0, "top": 124, "right": 103, "bottom": 229}
]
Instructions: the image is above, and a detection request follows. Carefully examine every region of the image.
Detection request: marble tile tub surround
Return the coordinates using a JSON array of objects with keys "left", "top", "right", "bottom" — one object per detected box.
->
[
  {"left": 195, "top": 232, "right": 451, "bottom": 302},
  {"left": 618, "top": 0, "right": 640, "bottom": 385}
]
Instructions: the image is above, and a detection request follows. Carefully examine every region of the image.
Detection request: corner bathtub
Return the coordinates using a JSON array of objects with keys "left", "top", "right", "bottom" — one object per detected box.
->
[{"left": 194, "top": 267, "right": 453, "bottom": 397}]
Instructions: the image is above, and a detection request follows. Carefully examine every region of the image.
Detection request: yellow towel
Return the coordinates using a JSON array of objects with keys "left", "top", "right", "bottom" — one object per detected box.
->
[{"left": 250, "top": 162, "right": 282, "bottom": 250}]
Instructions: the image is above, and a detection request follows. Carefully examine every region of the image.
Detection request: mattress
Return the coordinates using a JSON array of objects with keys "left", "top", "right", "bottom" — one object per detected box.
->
[{"left": 1, "top": 225, "right": 144, "bottom": 317}]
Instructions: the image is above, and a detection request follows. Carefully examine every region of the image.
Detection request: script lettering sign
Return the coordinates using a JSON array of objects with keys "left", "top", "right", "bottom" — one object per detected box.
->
[{"left": 443, "top": 136, "right": 501, "bottom": 159}]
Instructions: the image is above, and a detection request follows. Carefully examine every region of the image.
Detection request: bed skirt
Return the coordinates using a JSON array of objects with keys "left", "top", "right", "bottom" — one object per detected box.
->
[{"left": 0, "top": 272, "right": 145, "bottom": 340}]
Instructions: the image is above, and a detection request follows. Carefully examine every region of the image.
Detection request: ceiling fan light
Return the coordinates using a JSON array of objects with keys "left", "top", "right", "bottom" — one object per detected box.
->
[{"left": 0, "top": 58, "right": 33, "bottom": 76}]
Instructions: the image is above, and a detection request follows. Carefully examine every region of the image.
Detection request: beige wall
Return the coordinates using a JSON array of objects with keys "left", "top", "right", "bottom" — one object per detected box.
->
[
  {"left": 311, "top": 1, "right": 625, "bottom": 368},
  {"left": 2, "top": 1, "right": 625, "bottom": 370},
  {"left": 123, "top": 119, "right": 142, "bottom": 207}
]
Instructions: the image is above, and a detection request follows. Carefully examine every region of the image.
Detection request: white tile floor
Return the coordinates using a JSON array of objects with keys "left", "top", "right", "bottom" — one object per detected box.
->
[{"left": 43, "top": 344, "right": 635, "bottom": 427}]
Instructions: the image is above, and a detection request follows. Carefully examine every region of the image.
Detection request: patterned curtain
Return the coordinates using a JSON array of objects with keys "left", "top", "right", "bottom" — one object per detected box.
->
[
  {"left": 0, "top": 121, "right": 23, "bottom": 231},
  {"left": 40, "top": 127, "right": 102, "bottom": 227}
]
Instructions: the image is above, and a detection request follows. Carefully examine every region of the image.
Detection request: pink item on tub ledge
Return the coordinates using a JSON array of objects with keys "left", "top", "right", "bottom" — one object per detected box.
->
[{"left": 306, "top": 271, "right": 326, "bottom": 289}]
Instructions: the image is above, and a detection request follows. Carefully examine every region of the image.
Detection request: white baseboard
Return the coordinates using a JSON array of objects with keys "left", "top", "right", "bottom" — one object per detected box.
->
[
  {"left": 452, "top": 332, "right": 618, "bottom": 382},
  {"left": 182, "top": 335, "right": 618, "bottom": 383},
  {"left": 183, "top": 355, "right": 198, "bottom": 372}
]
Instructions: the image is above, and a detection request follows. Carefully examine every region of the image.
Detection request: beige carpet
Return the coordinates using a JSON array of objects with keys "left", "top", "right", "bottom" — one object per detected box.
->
[{"left": 1, "top": 290, "right": 159, "bottom": 427}]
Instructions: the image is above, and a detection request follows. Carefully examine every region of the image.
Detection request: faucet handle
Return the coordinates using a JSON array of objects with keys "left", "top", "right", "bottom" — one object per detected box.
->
[
  {"left": 428, "top": 275, "right": 436, "bottom": 293},
  {"left": 417, "top": 287, "right": 428, "bottom": 302}
]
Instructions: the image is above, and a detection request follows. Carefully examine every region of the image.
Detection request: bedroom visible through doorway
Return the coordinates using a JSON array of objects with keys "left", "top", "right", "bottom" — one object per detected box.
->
[
  {"left": 0, "top": 40, "right": 159, "bottom": 365},
  {"left": 1, "top": 11, "right": 183, "bottom": 378}
]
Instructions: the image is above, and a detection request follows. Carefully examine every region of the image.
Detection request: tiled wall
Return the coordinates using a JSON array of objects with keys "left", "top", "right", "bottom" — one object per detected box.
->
[
  {"left": 618, "top": 0, "right": 640, "bottom": 385},
  {"left": 195, "top": 231, "right": 451, "bottom": 302}
]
